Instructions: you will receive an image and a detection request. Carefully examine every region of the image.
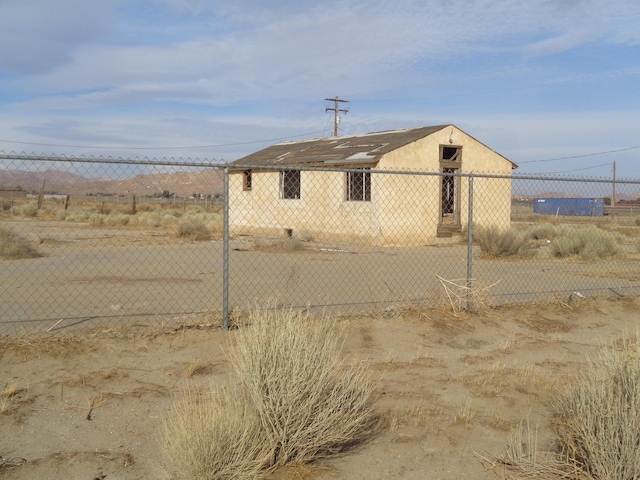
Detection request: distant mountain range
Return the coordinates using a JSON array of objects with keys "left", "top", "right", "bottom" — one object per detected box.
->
[
  {"left": 0, "top": 168, "right": 224, "bottom": 197},
  {"left": 1, "top": 168, "right": 638, "bottom": 202}
]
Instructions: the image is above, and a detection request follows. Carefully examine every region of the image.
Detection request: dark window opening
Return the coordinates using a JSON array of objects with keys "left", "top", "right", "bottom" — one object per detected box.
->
[
  {"left": 243, "top": 169, "right": 252, "bottom": 191},
  {"left": 280, "top": 170, "right": 301, "bottom": 199},
  {"left": 441, "top": 146, "right": 462, "bottom": 162},
  {"left": 441, "top": 168, "right": 456, "bottom": 216},
  {"left": 346, "top": 169, "right": 371, "bottom": 202}
]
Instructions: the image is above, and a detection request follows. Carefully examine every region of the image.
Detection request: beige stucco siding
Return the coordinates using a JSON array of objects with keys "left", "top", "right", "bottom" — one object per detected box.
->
[{"left": 229, "top": 170, "right": 381, "bottom": 242}]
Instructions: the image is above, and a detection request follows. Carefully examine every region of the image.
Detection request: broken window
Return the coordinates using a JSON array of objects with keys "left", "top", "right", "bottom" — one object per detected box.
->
[
  {"left": 346, "top": 168, "right": 371, "bottom": 202},
  {"left": 440, "top": 146, "right": 462, "bottom": 163},
  {"left": 280, "top": 170, "right": 301, "bottom": 199},
  {"left": 242, "top": 169, "right": 252, "bottom": 191}
]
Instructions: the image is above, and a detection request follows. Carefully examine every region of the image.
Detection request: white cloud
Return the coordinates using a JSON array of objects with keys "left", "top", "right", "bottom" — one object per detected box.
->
[{"left": 0, "top": 0, "right": 116, "bottom": 74}]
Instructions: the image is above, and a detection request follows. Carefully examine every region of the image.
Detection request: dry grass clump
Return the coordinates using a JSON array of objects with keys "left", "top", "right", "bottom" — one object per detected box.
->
[
  {"left": 231, "top": 309, "right": 378, "bottom": 467},
  {"left": 553, "top": 336, "right": 640, "bottom": 479},
  {"left": 551, "top": 225, "right": 622, "bottom": 259},
  {"left": 473, "top": 225, "right": 530, "bottom": 258},
  {"left": 162, "top": 309, "right": 378, "bottom": 478},
  {"left": 475, "top": 223, "right": 625, "bottom": 260},
  {"left": 485, "top": 336, "right": 640, "bottom": 479},
  {"left": 528, "top": 223, "right": 559, "bottom": 240},
  {"left": 162, "top": 387, "right": 271, "bottom": 480},
  {"left": 176, "top": 216, "right": 211, "bottom": 240},
  {"left": 11, "top": 203, "right": 38, "bottom": 218},
  {"left": 0, "top": 225, "right": 39, "bottom": 259}
]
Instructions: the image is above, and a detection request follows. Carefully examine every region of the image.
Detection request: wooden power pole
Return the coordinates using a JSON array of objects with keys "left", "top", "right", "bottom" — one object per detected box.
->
[{"left": 325, "top": 96, "right": 349, "bottom": 136}]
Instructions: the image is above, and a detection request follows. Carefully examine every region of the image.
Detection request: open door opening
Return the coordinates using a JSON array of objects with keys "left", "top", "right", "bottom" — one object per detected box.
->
[{"left": 438, "top": 146, "right": 462, "bottom": 237}]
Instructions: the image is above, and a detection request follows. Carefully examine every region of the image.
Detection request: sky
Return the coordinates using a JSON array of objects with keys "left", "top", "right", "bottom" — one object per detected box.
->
[{"left": 0, "top": 0, "right": 639, "bottom": 178}]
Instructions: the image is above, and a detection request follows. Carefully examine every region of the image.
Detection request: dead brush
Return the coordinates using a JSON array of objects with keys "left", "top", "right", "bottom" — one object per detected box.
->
[
  {"left": 161, "top": 386, "right": 272, "bottom": 480},
  {"left": 0, "top": 225, "right": 39, "bottom": 259},
  {"left": 435, "top": 274, "right": 499, "bottom": 314},
  {"left": 230, "top": 307, "right": 380, "bottom": 467},
  {"left": 481, "top": 335, "right": 640, "bottom": 480},
  {"left": 161, "top": 308, "right": 380, "bottom": 478}
]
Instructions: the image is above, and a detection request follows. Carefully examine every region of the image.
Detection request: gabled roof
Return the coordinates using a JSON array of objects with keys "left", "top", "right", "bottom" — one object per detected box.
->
[{"left": 231, "top": 125, "right": 451, "bottom": 168}]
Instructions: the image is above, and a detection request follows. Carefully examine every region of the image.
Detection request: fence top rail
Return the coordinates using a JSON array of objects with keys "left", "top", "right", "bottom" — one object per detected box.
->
[
  {"left": 0, "top": 152, "right": 223, "bottom": 168},
  {"left": 2, "top": 152, "right": 640, "bottom": 185}
]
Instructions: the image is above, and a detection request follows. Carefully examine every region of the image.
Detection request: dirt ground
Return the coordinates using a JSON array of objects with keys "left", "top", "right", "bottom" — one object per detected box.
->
[{"left": 1, "top": 296, "right": 639, "bottom": 479}]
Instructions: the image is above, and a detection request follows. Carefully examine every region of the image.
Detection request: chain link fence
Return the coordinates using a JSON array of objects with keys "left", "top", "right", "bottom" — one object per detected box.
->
[{"left": 1, "top": 154, "right": 639, "bottom": 334}]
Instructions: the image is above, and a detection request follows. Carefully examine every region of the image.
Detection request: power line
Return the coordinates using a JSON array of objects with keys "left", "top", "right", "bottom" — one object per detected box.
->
[
  {"left": 516, "top": 145, "right": 640, "bottom": 164},
  {"left": 0, "top": 130, "right": 327, "bottom": 151},
  {"left": 544, "top": 162, "right": 612, "bottom": 174}
]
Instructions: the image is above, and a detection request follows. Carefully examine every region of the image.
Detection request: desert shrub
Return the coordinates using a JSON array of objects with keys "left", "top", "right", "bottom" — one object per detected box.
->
[
  {"left": 65, "top": 210, "right": 92, "bottom": 222},
  {"left": 553, "top": 337, "right": 640, "bottom": 479},
  {"left": 19, "top": 203, "right": 38, "bottom": 217},
  {"left": 204, "top": 212, "right": 223, "bottom": 235},
  {"left": 89, "top": 213, "right": 105, "bottom": 227},
  {"left": 163, "top": 209, "right": 183, "bottom": 218},
  {"left": 185, "top": 205, "right": 204, "bottom": 214},
  {"left": 0, "top": 225, "right": 39, "bottom": 259},
  {"left": 551, "top": 225, "right": 621, "bottom": 259},
  {"left": 176, "top": 216, "right": 210, "bottom": 240},
  {"left": 104, "top": 212, "right": 130, "bottom": 226},
  {"left": 145, "top": 212, "right": 162, "bottom": 227},
  {"left": 473, "top": 225, "right": 530, "bottom": 258},
  {"left": 230, "top": 308, "right": 378, "bottom": 467},
  {"left": 527, "top": 223, "right": 558, "bottom": 240},
  {"left": 135, "top": 203, "right": 153, "bottom": 212},
  {"left": 636, "top": 237, "right": 640, "bottom": 253},
  {"left": 55, "top": 209, "right": 69, "bottom": 221},
  {"left": 162, "top": 387, "right": 271, "bottom": 480}
]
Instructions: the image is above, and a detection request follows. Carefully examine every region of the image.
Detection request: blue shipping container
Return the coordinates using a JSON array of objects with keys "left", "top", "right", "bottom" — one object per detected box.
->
[{"left": 533, "top": 198, "right": 605, "bottom": 216}]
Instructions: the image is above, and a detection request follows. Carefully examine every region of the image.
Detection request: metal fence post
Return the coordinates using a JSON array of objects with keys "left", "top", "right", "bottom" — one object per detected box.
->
[
  {"left": 222, "top": 166, "right": 230, "bottom": 330},
  {"left": 466, "top": 174, "right": 474, "bottom": 311}
]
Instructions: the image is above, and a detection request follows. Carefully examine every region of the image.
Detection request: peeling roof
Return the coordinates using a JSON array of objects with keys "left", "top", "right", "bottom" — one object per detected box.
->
[{"left": 231, "top": 125, "right": 451, "bottom": 168}]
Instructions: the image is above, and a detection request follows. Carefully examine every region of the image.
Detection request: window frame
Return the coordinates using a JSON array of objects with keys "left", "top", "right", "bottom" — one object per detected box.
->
[
  {"left": 345, "top": 168, "right": 371, "bottom": 202},
  {"left": 242, "top": 169, "right": 252, "bottom": 191},
  {"left": 280, "top": 169, "right": 301, "bottom": 200}
]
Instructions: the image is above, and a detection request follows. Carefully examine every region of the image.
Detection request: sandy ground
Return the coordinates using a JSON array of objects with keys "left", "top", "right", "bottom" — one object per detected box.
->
[{"left": 1, "top": 295, "right": 639, "bottom": 479}]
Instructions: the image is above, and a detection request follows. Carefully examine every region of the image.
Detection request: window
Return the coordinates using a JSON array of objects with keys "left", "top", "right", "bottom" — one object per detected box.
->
[
  {"left": 280, "top": 170, "right": 300, "bottom": 199},
  {"left": 242, "top": 169, "right": 252, "bottom": 191},
  {"left": 346, "top": 168, "right": 371, "bottom": 202},
  {"left": 440, "top": 145, "right": 462, "bottom": 163}
]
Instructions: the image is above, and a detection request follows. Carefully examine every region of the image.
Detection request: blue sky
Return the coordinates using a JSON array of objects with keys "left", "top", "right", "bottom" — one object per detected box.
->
[{"left": 0, "top": 0, "right": 639, "bottom": 177}]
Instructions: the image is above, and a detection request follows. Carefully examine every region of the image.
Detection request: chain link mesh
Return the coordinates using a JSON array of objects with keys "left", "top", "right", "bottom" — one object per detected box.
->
[{"left": 2, "top": 155, "right": 639, "bottom": 334}]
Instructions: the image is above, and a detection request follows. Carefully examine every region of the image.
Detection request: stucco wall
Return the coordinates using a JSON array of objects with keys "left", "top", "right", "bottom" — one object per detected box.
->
[{"left": 229, "top": 169, "right": 381, "bottom": 243}]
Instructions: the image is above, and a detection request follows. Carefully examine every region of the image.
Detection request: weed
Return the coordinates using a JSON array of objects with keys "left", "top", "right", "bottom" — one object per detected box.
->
[
  {"left": 162, "top": 386, "right": 271, "bottom": 480},
  {"left": 19, "top": 203, "right": 38, "bottom": 217},
  {"left": 230, "top": 308, "right": 379, "bottom": 467},
  {"left": 176, "top": 217, "right": 210, "bottom": 240},
  {"left": 554, "top": 336, "right": 640, "bottom": 479},
  {"left": 551, "top": 225, "right": 622, "bottom": 259},
  {"left": 473, "top": 225, "right": 531, "bottom": 258},
  {"left": 0, "top": 225, "right": 39, "bottom": 259}
]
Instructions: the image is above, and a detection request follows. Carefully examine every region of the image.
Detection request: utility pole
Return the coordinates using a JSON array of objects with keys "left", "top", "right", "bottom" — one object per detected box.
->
[{"left": 325, "top": 96, "right": 349, "bottom": 136}]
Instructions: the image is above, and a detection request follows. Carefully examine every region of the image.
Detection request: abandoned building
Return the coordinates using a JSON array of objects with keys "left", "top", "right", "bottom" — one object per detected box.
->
[{"left": 228, "top": 124, "right": 516, "bottom": 245}]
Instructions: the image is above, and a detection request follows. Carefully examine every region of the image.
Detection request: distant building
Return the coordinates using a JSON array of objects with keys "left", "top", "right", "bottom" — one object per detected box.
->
[{"left": 534, "top": 198, "right": 605, "bottom": 216}]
